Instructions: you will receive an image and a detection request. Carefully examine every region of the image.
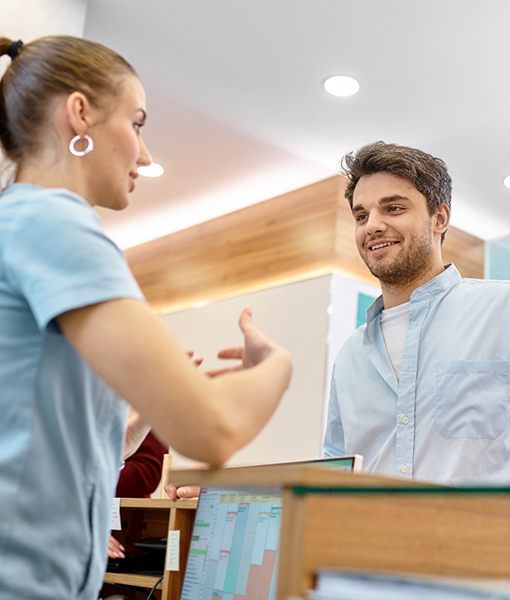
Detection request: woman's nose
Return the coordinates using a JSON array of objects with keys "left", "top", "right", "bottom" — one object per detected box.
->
[{"left": 138, "top": 137, "right": 152, "bottom": 167}]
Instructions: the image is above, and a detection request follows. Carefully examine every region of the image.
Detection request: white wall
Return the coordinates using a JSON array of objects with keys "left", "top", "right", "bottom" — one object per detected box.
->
[
  {"left": 161, "top": 272, "right": 380, "bottom": 468},
  {"left": 0, "top": 0, "right": 87, "bottom": 42}
]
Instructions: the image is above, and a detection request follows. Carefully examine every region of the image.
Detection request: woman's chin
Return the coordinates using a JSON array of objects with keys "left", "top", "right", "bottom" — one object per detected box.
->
[{"left": 97, "top": 196, "right": 129, "bottom": 211}]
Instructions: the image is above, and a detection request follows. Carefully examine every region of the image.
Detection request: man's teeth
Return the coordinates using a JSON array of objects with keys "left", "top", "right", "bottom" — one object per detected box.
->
[{"left": 371, "top": 242, "right": 394, "bottom": 250}]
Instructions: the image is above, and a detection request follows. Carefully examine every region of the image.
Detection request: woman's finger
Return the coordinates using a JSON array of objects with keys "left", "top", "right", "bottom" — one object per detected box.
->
[
  {"left": 206, "top": 366, "right": 243, "bottom": 378},
  {"left": 217, "top": 347, "right": 243, "bottom": 359}
]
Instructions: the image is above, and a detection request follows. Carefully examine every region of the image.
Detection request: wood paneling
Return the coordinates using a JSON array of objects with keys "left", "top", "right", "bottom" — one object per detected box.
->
[
  {"left": 126, "top": 176, "right": 485, "bottom": 311},
  {"left": 442, "top": 226, "right": 485, "bottom": 279}
]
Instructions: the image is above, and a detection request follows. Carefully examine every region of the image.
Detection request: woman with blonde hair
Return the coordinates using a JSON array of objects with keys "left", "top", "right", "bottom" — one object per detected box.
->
[{"left": 0, "top": 35, "right": 291, "bottom": 599}]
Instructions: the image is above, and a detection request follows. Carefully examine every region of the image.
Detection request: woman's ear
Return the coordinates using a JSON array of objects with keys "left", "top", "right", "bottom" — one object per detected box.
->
[
  {"left": 65, "top": 91, "right": 93, "bottom": 135},
  {"left": 434, "top": 202, "right": 450, "bottom": 237}
]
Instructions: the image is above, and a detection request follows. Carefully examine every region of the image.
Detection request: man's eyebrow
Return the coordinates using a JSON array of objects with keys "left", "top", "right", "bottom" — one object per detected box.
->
[
  {"left": 378, "top": 194, "right": 410, "bottom": 204},
  {"left": 351, "top": 194, "right": 410, "bottom": 214}
]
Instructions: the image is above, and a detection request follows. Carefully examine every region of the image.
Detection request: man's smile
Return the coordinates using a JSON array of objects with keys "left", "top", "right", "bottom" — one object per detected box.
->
[{"left": 366, "top": 240, "right": 401, "bottom": 255}]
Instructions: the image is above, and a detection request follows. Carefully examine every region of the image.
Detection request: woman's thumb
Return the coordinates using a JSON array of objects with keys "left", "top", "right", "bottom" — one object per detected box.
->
[{"left": 239, "top": 307, "right": 253, "bottom": 332}]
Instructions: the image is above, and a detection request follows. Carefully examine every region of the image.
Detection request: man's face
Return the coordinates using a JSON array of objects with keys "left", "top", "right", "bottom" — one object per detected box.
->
[{"left": 351, "top": 172, "right": 443, "bottom": 286}]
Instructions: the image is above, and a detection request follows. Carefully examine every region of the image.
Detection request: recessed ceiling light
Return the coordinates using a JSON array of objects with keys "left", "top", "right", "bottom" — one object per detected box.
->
[
  {"left": 323, "top": 75, "right": 360, "bottom": 97},
  {"left": 138, "top": 162, "right": 165, "bottom": 177},
  {"left": 504, "top": 175, "right": 510, "bottom": 189}
]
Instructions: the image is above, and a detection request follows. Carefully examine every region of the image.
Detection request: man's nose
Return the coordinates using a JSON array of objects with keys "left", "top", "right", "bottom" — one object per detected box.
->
[{"left": 365, "top": 210, "right": 386, "bottom": 235}]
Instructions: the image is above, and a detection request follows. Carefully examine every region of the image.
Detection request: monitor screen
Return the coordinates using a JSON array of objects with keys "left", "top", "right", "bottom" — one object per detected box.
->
[
  {"left": 276, "top": 455, "right": 362, "bottom": 472},
  {"left": 180, "top": 486, "right": 282, "bottom": 600}
]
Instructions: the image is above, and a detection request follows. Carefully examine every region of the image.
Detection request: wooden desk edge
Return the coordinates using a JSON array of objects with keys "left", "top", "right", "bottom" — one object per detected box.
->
[
  {"left": 167, "top": 464, "right": 445, "bottom": 488},
  {"left": 119, "top": 497, "right": 198, "bottom": 509}
]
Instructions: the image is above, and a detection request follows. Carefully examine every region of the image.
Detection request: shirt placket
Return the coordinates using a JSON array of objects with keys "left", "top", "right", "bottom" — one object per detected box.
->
[{"left": 395, "top": 299, "right": 429, "bottom": 478}]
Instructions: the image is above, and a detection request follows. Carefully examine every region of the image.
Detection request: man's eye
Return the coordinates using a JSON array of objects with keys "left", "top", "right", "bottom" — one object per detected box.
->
[
  {"left": 356, "top": 213, "right": 368, "bottom": 223},
  {"left": 388, "top": 205, "right": 403, "bottom": 213}
]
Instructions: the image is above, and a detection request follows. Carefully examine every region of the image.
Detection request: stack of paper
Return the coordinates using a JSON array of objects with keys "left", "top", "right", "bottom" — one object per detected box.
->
[{"left": 308, "top": 570, "right": 510, "bottom": 600}]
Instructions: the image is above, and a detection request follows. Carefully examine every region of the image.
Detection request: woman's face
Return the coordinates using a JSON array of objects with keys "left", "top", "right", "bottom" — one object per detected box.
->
[{"left": 85, "top": 75, "right": 151, "bottom": 210}]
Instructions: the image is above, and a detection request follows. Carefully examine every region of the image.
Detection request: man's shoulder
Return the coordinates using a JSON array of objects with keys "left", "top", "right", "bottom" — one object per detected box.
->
[
  {"left": 458, "top": 276, "right": 510, "bottom": 294},
  {"left": 442, "top": 276, "right": 510, "bottom": 316},
  {"left": 335, "top": 325, "right": 366, "bottom": 358},
  {"left": 348, "top": 322, "right": 367, "bottom": 341}
]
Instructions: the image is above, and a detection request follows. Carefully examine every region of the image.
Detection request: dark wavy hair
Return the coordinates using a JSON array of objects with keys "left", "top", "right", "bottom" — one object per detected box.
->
[{"left": 340, "top": 141, "right": 452, "bottom": 242}]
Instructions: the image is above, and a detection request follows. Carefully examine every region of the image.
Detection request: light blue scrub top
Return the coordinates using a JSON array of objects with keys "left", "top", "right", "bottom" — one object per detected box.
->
[
  {"left": 324, "top": 265, "right": 510, "bottom": 485},
  {"left": 0, "top": 184, "right": 143, "bottom": 599}
]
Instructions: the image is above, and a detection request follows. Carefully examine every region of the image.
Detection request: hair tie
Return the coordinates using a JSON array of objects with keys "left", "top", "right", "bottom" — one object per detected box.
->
[{"left": 6, "top": 40, "right": 23, "bottom": 59}]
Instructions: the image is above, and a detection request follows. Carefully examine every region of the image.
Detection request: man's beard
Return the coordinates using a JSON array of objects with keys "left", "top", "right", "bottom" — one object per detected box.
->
[{"left": 362, "top": 228, "right": 435, "bottom": 287}]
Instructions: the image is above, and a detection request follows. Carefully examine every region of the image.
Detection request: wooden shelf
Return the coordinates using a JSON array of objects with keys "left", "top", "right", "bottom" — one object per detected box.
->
[
  {"left": 119, "top": 497, "right": 197, "bottom": 509},
  {"left": 104, "top": 497, "right": 197, "bottom": 600},
  {"left": 104, "top": 571, "right": 162, "bottom": 589}
]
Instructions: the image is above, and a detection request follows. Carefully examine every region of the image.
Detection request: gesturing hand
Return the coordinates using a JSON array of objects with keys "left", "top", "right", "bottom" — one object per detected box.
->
[{"left": 207, "top": 308, "right": 277, "bottom": 377}]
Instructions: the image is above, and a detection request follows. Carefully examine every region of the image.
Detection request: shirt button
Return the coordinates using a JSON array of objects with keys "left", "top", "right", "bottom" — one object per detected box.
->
[
  {"left": 401, "top": 416, "right": 410, "bottom": 425},
  {"left": 400, "top": 465, "right": 408, "bottom": 474}
]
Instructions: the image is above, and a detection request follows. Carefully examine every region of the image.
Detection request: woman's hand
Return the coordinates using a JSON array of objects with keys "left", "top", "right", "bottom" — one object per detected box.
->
[{"left": 208, "top": 308, "right": 282, "bottom": 376}]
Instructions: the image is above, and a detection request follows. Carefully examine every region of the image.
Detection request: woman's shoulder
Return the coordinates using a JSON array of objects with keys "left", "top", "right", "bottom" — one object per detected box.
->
[
  {"left": 1, "top": 183, "right": 101, "bottom": 227},
  {"left": 3, "top": 182, "right": 90, "bottom": 207}
]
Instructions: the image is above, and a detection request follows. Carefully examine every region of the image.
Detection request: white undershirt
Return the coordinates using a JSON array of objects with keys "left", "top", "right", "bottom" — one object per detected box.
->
[{"left": 380, "top": 301, "right": 410, "bottom": 379}]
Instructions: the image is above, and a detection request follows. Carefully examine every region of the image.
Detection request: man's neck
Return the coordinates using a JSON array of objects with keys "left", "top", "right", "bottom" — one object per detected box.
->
[{"left": 381, "top": 262, "right": 446, "bottom": 309}]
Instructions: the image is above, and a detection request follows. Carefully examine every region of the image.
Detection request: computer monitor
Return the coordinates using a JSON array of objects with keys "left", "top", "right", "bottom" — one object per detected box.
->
[
  {"left": 179, "top": 456, "right": 362, "bottom": 600},
  {"left": 269, "top": 454, "right": 363, "bottom": 473}
]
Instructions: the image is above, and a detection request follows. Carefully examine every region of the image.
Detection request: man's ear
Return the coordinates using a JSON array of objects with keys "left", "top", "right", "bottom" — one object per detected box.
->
[
  {"left": 433, "top": 202, "right": 450, "bottom": 237},
  {"left": 65, "top": 91, "right": 93, "bottom": 135}
]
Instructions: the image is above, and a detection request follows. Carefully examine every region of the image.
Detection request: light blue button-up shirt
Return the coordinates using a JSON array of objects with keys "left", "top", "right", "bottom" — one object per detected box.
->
[{"left": 323, "top": 265, "right": 510, "bottom": 484}]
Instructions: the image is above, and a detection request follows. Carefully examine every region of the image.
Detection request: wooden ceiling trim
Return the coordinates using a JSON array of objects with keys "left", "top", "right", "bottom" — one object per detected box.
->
[{"left": 125, "top": 176, "right": 485, "bottom": 312}]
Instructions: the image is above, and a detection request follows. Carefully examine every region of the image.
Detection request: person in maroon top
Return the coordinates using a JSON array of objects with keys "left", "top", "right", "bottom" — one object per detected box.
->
[
  {"left": 106, "top": 432, "right": 166, "bottom": 561},
  {"left": 116, "top": 432, "right": 167, "bottom": 498},
  {"left": 101, "top": 433, "right": 167, "bottom": 599}
]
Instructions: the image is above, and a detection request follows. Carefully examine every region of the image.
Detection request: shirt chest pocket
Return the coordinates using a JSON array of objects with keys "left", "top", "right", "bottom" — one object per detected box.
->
[{"left": 435, "top": 360, "right": 509, "bottom": 439}]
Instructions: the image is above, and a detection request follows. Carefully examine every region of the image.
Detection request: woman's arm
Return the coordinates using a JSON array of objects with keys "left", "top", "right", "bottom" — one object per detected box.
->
[{"left": 57, "top": 299, "right": 291, "bottom": 466}]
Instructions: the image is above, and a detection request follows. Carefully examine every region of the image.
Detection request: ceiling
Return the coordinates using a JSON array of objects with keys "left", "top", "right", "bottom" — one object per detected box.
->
[{"left": 3, "top": 0, "right": 510, "bottom": 248}]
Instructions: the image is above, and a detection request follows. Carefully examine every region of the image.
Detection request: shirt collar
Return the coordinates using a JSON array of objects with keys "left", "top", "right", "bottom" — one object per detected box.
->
[{"left": 366, "top": 263, "right": 461, "bottom": 324}]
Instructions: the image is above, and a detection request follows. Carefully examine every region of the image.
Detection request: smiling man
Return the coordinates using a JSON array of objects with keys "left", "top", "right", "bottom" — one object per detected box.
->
[{"left": 323, "top": 141, "right": 510, "bottom": 484}]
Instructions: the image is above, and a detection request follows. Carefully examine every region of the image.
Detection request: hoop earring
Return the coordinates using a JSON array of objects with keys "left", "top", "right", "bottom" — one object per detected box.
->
[{"left": 69, "top": 134, "right": 94, "bottom": 157}]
